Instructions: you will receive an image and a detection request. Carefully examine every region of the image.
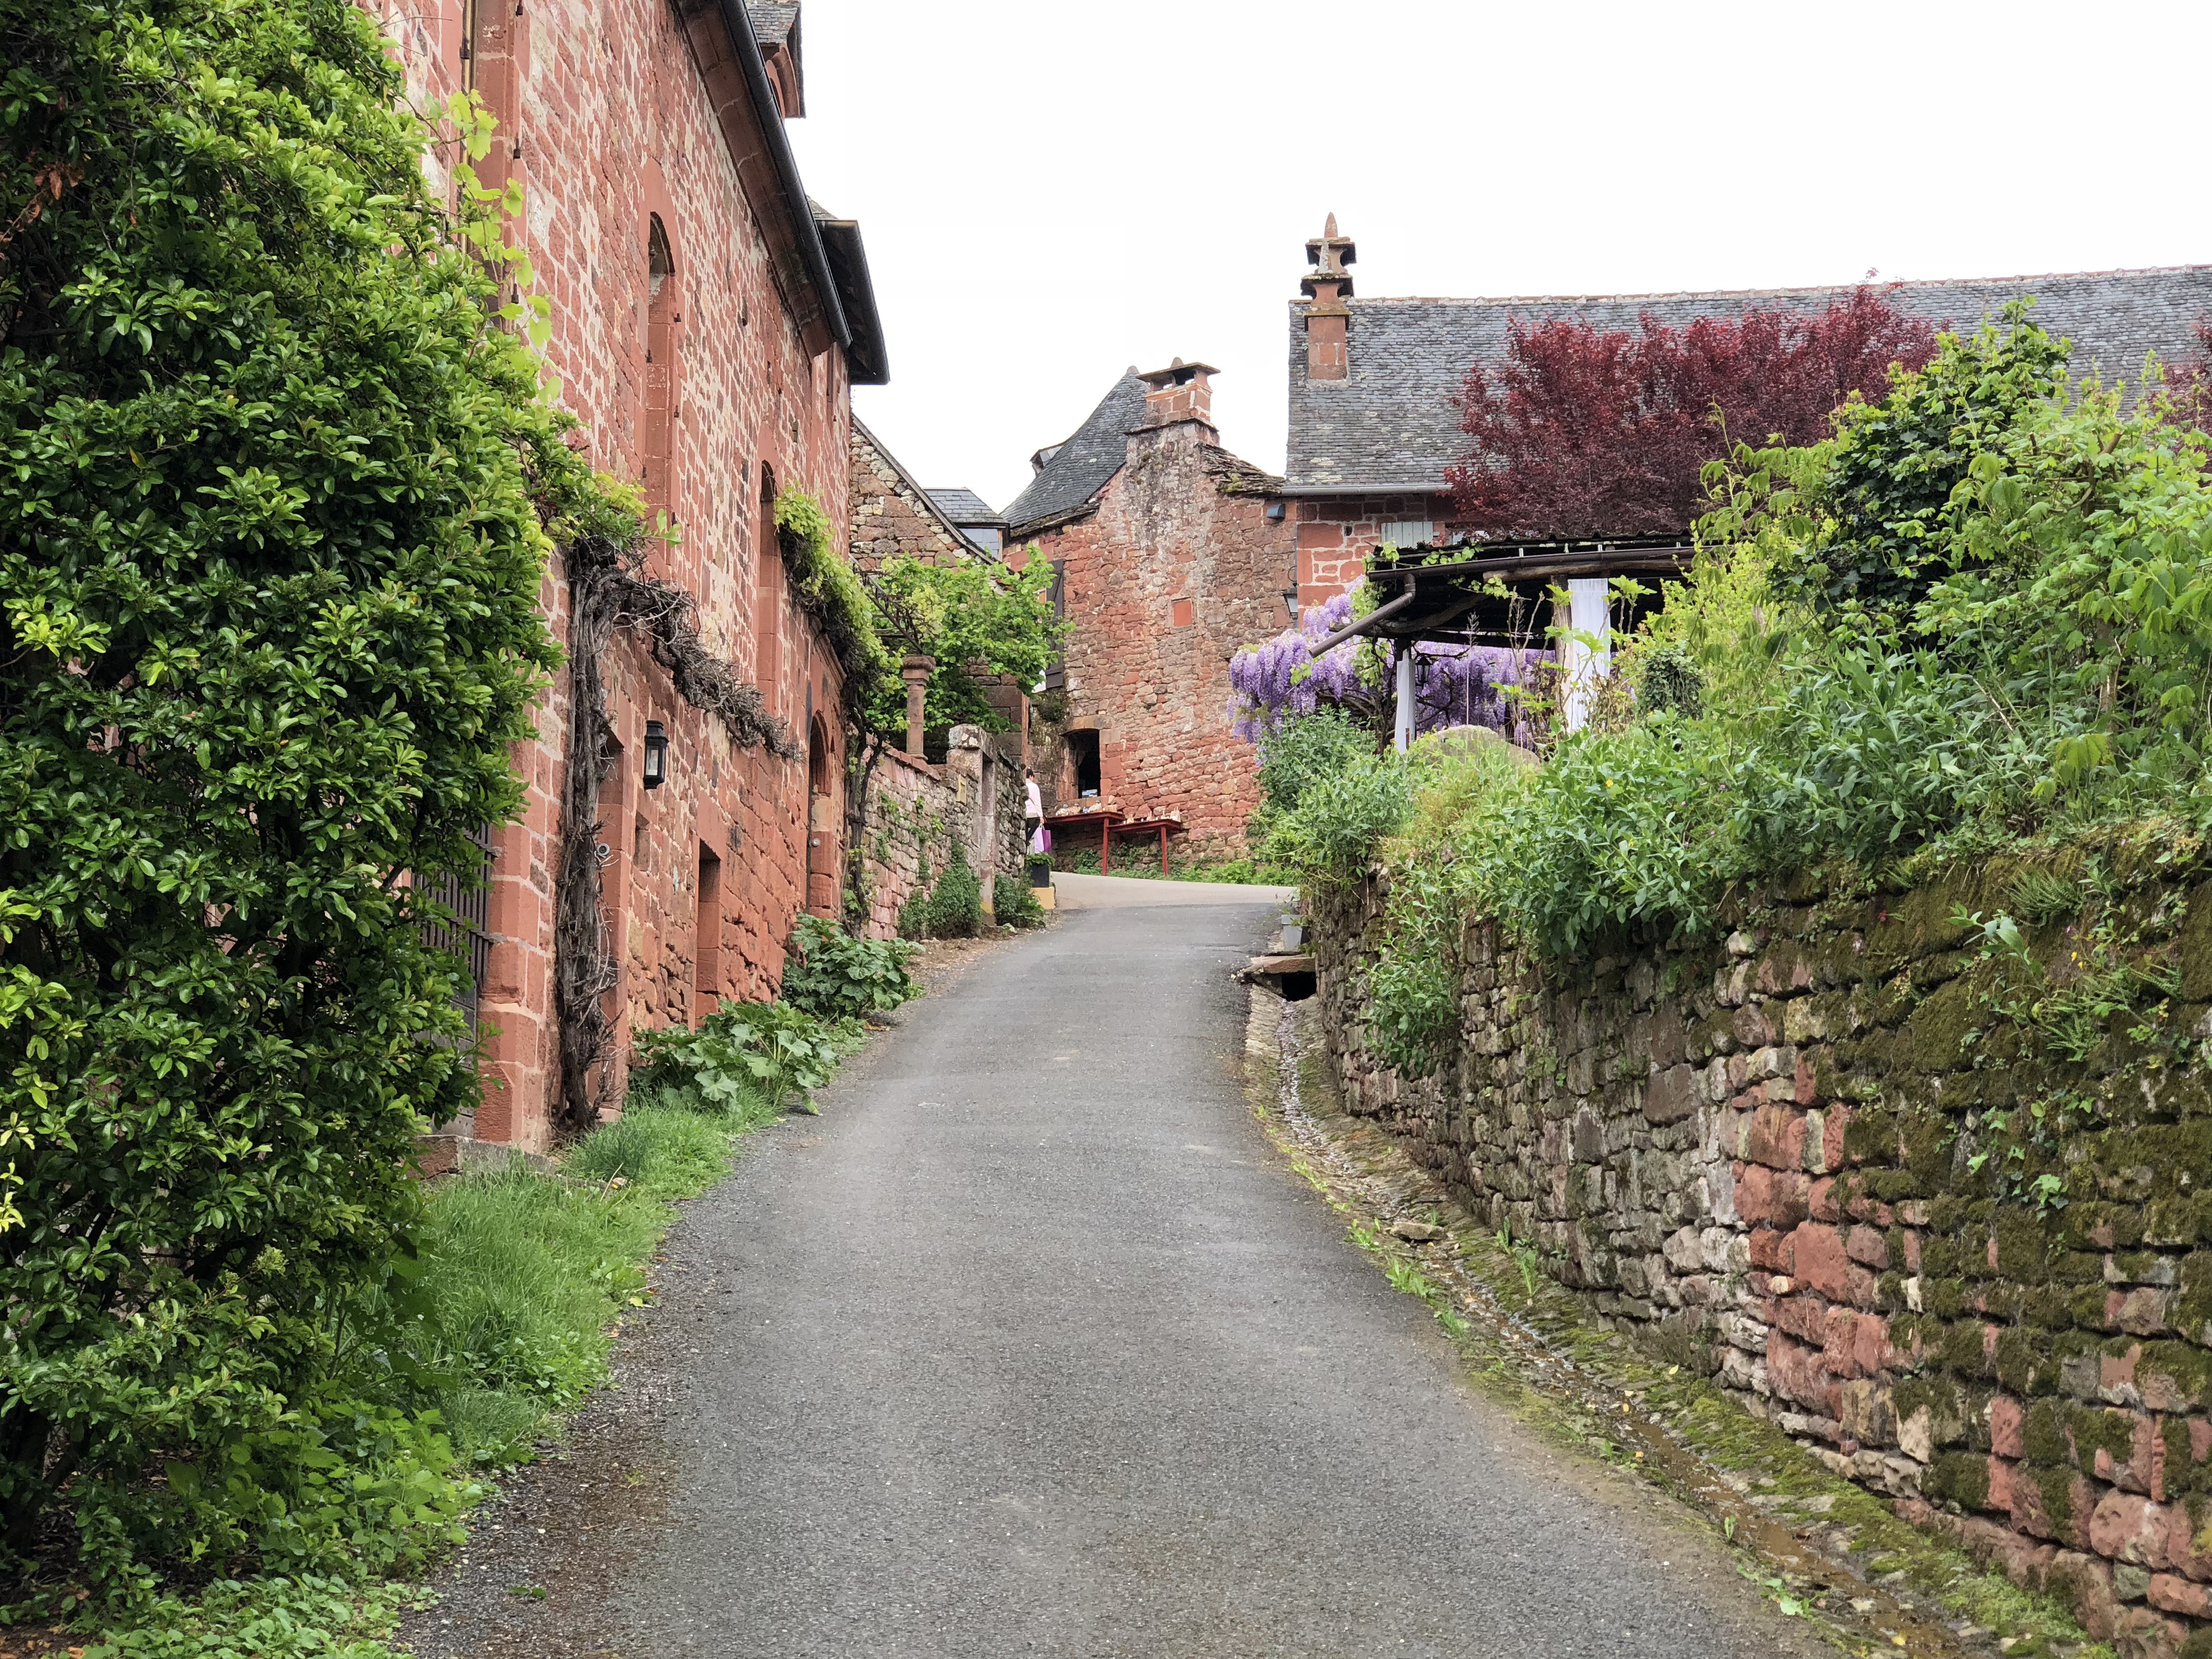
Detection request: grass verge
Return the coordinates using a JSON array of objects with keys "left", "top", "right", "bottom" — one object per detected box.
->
[
  {"left": 1053, "top": 847, "right": 1298, "bottom": 885},
  {"left": 56, "top": 1098, "right": 779, "bottom": 1659}
]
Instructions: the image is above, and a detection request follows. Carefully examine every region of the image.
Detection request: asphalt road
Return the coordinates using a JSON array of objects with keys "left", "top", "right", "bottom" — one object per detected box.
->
[{"left": 609, "top": 901, "right": 1832, "bottom": 1658}]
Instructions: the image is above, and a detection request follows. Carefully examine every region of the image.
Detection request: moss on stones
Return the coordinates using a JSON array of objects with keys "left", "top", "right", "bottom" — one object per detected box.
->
[{"left": 1927, "top": 1449, "right": 1992, "bottom": 1511}]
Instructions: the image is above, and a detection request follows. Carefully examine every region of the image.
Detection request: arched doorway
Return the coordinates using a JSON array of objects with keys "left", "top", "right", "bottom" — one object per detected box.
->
[{"left": 805, "top": 713, "right": 839, "bottom": 917}]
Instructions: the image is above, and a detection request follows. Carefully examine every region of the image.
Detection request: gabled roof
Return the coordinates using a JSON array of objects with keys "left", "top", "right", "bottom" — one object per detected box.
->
[
  {"left": 746, "top": 5, "right": 802, "bottom": 116},
  {"left": 1284, "top": 266, "right": 2212, "bottom": 494},
  {"left": 1199, "top": 444, "right": 1282, "bottom": 498},
  {"left": 852, "top": 418, "right": 992, "bottom": 560},
  {"left": 1003, "top": 370, "right": 1149, "bottom": 534},
  {"left": 925, "top": 488, "right": 1003, "bottom": 528}
]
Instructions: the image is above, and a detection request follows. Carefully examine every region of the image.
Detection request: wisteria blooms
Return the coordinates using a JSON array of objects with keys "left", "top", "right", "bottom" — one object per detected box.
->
[{"left": 1227, "top": 594, "right": 1546, "bottom": 744}]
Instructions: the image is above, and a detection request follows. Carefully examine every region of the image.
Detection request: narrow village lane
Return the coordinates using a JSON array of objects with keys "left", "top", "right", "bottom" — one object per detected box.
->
[{"left": 609, "top": 897, "right": 1834, "bottom": 1659}]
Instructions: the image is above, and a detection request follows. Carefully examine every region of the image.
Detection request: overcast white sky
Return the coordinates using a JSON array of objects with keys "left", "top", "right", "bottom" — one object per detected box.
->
[{"left": 787, "top": 1, "right": 2211, "bottom": 515}]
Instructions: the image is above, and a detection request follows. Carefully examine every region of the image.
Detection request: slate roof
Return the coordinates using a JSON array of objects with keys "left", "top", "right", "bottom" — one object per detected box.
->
[
  {"left": 1199, "top": 444, "right": 1283, "bottom": 498},
  {"left": 747, "top": 4, "right": 799, "bottom": 48},
  {"left": 1284, "top": 267, "right": 2212, "bottom": 493},
  {"left": 1002, "top": 370, "right": 1149, "bottom": 533},
  {"left": 926, "top": 488, "right": 1003, "bottom": 528}
]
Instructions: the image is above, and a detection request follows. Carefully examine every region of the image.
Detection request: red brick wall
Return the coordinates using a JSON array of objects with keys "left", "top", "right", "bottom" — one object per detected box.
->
[
  {"left": 369, "top": 0, "right": 853, "bottom": 1145},
  {"left": 1292, "top": 492, "right": 1455, "bottom": 609},
  {"left": 1022, "top": 421, "right": 1294, "bottom": 857}
]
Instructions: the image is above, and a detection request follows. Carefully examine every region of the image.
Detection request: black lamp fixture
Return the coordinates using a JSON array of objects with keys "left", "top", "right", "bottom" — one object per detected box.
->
[
  {"left": 1281, "top": 584, "right": 1301, "bottom": 624},
  {"left": 642, "top": 720, "right": 669, "bottom": 790}
]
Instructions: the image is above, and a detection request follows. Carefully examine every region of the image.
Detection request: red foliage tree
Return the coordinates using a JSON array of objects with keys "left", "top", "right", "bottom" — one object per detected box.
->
[
  {"left": 2161, "top": 318, "right": 2212, "bottom": 431},
  {"left": 1444, "top": 288, "right": 1941, "bottom": 540}
]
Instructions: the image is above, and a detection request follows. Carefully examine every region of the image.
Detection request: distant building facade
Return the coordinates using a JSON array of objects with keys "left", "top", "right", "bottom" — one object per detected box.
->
[
  {"left": 1005, "top": 363, "right": 1294, "bottom": 854},
  {"left": 1002, "top": 222, "right": 2212, "bottom": 859},
  {"left": 1285, "top": 218, "right": 2212, "bottom": 605}
]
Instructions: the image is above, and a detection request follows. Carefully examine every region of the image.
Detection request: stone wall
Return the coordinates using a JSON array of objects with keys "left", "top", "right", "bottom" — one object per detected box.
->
[
  {"left": 1290, "top": 490, "right": 1454, "bottom": 608},
  {"left": 853, "top": 728, "right": 1026, "bottom": 940},
  {"left": 1020, "top": 404, "right": 1291, "bottom": 855},
  {"left": 849, "top": 418, "right": 973, "bottom": 575},
  {"left": 1312, "top": 855, "right": 2212, "bottom": 1657}
]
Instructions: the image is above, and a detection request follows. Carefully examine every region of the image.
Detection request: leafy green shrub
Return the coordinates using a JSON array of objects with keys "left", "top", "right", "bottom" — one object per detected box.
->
[
  {"left": 630, "top": 1003, "right": 861, "bottom": 1115},
  {"left": 1272, "top": 752, "right": 1414, "bottom": 880},
  {"left": 862, "top": 550, "right": 1064, "bottom": 735},
  {"left": 994, "top": 879, "right": 1047, "bottom": 930},
  {"left": 1467, "top": 716, "right": 1734, "bottom": 955},
  {"left": 0, "top": 0, "right": 583, "bottom": 1592},
  {"left": 1256, "top": 706, "right": 1375, "bottom": 815},
  {"left": 779, "top": 914, "right": 921, "bottom": 1019},
  {"left": 1725, "top": 647, "right": 2039, "bottom": 870},
  {"left": 1783, "top": 306, "right": 2071, "bottom": 617},
  {"left": 922, "top": 848, "right": 986, "bottom": 938},
  {"left": 1633, "top": 643, "right": 1705, "bottom": 719},
  {"left": 896, "top": 886, "right": 932, "bottom": 940},
  {"left": 1354, "top": 301, "right": 2212, "bottom": 979}
]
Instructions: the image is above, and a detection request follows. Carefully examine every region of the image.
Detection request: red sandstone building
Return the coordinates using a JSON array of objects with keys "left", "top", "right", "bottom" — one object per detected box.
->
[
  {"left": 1284, "top": 219, "right": 2212, "bottom": 605},
  {"left": 371, "top": 0, "right": 886, "bottom": 1146},
  {"left": 1005, "top": 363, "right": 1293, "bottom": 856}
]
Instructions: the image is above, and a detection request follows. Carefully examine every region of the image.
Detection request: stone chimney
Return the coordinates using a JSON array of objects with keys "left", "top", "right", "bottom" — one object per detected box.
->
[
  {"left": 1135, "top": 358, "right": 1219, "bottom": 432},
  {"left": 1301, "top": 213, "right": 1356, "bottom": 382}
]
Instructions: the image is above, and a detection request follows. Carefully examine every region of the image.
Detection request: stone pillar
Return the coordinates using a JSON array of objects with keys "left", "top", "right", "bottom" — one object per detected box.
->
[{"left": 900, "top": 654, "right": 933, "bottom": 758}]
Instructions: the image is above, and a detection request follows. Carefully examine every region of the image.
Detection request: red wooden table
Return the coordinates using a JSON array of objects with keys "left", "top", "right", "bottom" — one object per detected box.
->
[
  {"left": 1044, "top": 807, "right": 1125, "bottom": 872},
  {"left": 1111, "top": 816, "right": 1189, "bottom": 875}
]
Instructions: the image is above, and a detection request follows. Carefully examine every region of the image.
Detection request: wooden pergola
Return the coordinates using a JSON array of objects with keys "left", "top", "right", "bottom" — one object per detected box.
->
[{"left": 1307, "top": 537, "right": 1696, "bottom": 747}]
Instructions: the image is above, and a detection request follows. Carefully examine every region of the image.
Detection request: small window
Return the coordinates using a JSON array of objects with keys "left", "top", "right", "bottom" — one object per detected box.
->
[
  {"left": 1171, "top": 597, "right": 1194, "bottom": 628},
  {"left": 648, "top": 216, "right": 674, "bottom": 302}
]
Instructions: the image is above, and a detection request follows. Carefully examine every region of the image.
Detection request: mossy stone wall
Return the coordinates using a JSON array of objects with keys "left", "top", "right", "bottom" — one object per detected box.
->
[{"left": 1311, "top": 848, "right": 2212, "bottom": 1657}]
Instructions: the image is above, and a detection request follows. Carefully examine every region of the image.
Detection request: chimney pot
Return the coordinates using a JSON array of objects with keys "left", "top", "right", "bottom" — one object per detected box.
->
[
  {"left": 1301, "top": 214, "right": 1356, "bottom": 382},
  {"left": 1135, "top": 359, "right": 1219, "bottom": 432}
]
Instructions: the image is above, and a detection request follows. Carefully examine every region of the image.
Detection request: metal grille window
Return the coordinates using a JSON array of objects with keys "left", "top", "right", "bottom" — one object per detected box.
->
[
  {"left": 1375, "top": 520, "right": 1432, "bottom": 552},
  {"left": 416, "top": 828, "right": 495, "bottom": 1033}
]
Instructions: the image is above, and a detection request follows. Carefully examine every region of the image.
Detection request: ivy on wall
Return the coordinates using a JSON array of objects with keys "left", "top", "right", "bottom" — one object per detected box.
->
[{"left": 0, "top": 0, "right": 585, "bottom": 1585}]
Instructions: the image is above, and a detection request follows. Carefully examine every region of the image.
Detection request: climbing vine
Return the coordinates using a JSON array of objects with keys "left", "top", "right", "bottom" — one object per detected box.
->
[
  {"left": 549, "top": 508, "right": 807, "bottom": 1138},
  {"left": 775, "top": 486, "right": 887, "bottom": 693}
]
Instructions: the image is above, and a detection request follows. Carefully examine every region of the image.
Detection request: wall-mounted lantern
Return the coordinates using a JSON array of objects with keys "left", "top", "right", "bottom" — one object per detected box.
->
[{"left": 643, "top": 719, "right": 669, "bottom": 790}]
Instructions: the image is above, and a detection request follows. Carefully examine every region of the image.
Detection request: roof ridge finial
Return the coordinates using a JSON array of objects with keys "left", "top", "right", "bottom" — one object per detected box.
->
[{"left": 1325, "top": 212, "right": 1338, "bottom": 237}]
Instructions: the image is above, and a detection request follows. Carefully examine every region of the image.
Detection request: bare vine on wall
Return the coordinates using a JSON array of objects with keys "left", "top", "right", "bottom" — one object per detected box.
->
[{"left": 550, "top": 531, "right": 797, "bottom": 1138}]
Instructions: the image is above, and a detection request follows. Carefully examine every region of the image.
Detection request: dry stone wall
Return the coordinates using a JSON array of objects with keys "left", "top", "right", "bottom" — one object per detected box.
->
[
  {"left": 1312, "top": 853, "right": 2212, "bottom": 1657},
  {"left": 854, "top": 728, "right": 1026, "bottom": 940}
]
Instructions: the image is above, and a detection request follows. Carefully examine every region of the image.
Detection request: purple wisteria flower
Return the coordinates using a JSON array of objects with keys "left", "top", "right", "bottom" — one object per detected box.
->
[{"left": 1228, "top": 596, "right": 1547, "bottom": 744}]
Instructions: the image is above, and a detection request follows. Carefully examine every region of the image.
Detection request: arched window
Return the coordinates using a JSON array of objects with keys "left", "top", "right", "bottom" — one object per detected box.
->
[{"left": 643, "top": 215, "right": 676, "bottom": 525}]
